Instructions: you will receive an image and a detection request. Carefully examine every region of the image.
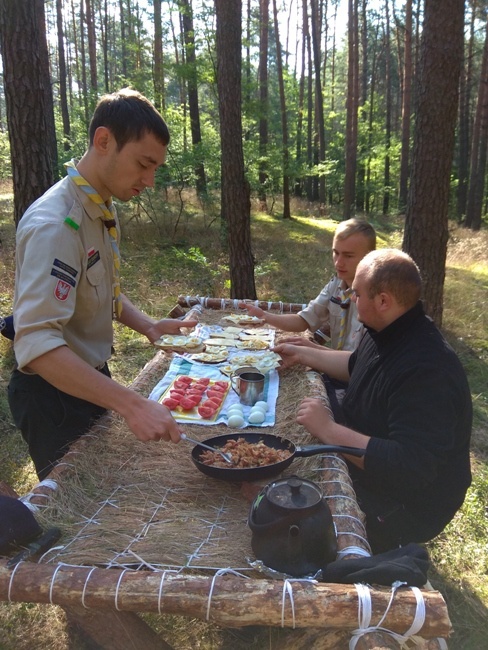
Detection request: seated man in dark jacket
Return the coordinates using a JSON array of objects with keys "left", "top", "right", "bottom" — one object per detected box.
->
[{"left": 274, "top": 249, "right": 472, "bottom": 553}]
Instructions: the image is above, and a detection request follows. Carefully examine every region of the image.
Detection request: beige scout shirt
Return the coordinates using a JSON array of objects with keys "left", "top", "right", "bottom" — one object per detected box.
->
[
  {"left": 13, "top": 175, "right": 119, "bottom": 372},
  {"left": 298, "top": 275, "right": 363, "bottom": 351}
]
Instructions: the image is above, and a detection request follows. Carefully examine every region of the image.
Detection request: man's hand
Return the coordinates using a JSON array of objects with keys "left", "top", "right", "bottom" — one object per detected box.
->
[
  {"left": 121, "top": 395, "right": 182, "bottom": 443},
  {"left": 272, "top": 342, "right": 304, "bottom": 369},
  {"left": 238, "top": 302, "right": 265, "bottom": 319},
  {"left": 278, "top": 335, "right": 326, "bottom": 350},
  {"left": 145, "top": 319, "right": 199, "bottom": 343},
  {"left": 296, "top": 397, "right": 333, "bottom": 442}
]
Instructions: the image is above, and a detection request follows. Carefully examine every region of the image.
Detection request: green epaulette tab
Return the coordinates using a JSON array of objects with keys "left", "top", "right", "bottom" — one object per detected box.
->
[{"left": 64, "top": 215, "right": 81, "bottom": 231}]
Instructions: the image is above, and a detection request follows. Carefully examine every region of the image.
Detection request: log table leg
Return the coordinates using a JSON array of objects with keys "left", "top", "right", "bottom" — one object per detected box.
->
[{"left": 65, "top": 606, "right": 174, "bottom": 650}]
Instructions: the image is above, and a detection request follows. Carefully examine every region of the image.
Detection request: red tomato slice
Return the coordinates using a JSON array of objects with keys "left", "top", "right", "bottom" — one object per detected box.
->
[
  {"left": 186, "top": 391, "right": 203, "bottom": 404},
  {"left": 195, "top": 377, "right": 210, "bottom": 385},
  {"left": 179, "top": 396, "right": 199, "bottom": 410},
  {"left": 214, "top": 381, "right": 229, "bottom": 390},
  {"left": 170, "top": 388, "right": 185, "bottom": 397},
  {"left": 161, "top": 397, "right": 179, "bottom": 410},
  {"left": 205, "top": 397, "right": 222, "bottom": 409},
  {"left": 174, "top": 379, "right": 190, "bottom": 390},
  {"left": 206, "top": 389, "right": 224, "bottom": 402},
  {"left": 209, "top": 383, "right": 226, "bottom": 393},
  {"left": 198, "top": 404, "right": 217, "bottom": 419},
  {"left": 189, "top": 384, "right": 206, "bottom": 393},
  {"left": 176, "top": 375, "right": 193, "bottom": 384}
]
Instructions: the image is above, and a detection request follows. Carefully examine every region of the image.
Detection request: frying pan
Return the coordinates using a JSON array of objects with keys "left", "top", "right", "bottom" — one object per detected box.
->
[{"left": 189, "top": 432, "right": 365, "bottom": 482}]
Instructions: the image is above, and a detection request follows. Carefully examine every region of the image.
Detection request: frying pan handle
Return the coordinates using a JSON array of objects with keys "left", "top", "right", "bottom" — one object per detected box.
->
[{"left": 295, "top": 444, "right": 366, "bottom": 458}]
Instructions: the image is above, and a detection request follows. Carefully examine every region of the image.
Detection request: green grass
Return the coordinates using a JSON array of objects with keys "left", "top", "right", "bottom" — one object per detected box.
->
[{"left": 0, "top": 191, "right": 487, "bottom": 648}]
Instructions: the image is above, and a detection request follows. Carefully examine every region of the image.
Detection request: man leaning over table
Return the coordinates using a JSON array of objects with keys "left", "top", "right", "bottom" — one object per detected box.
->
[
  {"left": 241, "top": 218, "right": 376, "bottom": 351},
  {"left": 8, "top": 88, "right": 197, "bottom": 481},
  {"left": 273, "top": 249, "right": 472, "bottom": 553}
]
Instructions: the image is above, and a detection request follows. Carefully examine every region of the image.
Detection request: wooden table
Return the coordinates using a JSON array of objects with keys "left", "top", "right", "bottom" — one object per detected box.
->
[{"left": 0, "top": 305, "right": 451, "bottom": 649}]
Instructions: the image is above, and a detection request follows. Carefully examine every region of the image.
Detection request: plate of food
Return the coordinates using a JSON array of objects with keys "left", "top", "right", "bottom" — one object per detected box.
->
[
  {"left": 153, "top": 335, "right": 205, "bottom": 354},
  {"left": 222, "top": 313, "right": 265, "bottom": 326},
  {"left": 235, "top": 339, "right": 269, "bottom": 351},
  {"left": 158, "top": 374, "right": 231, "bottom": 421},
  {"left": 188, "top": 347, "right": 229, "bottom": 364},
  {"left": 220, "top": 351, "right": 281, "bottom": 375}
]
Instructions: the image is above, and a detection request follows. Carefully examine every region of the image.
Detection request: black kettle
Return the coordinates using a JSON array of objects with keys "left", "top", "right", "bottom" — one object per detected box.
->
[{"left": 248, "top": 475, "right": 337, "bottom": 577}]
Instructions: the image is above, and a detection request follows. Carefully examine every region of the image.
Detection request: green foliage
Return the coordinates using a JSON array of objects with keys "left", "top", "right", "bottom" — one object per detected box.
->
[{"left": 0, "top": 130, "right": 11, "bottom": 179}]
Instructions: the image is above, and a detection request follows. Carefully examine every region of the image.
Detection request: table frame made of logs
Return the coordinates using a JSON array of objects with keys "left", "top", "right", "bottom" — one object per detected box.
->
[{"left": 0, "top": 300, "right": 452, "bottom": 650}]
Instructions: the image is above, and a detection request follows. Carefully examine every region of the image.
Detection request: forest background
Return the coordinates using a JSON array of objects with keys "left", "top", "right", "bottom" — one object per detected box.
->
[{"left": 0, "top": 0, "right": 487, "bottom": 648}]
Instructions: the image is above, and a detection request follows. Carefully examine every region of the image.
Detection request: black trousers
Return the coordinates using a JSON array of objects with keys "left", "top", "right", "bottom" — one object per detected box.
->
[
  {"left": 8, "top": 365, "right": 110, "bottom": 481},
  {"left": 351, "top": 478, "right": 446, "bottom": 553}
]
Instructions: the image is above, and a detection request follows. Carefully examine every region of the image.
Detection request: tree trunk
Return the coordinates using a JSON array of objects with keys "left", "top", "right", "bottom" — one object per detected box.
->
[
  {"left": 84, "top": 0, "right": 98, "bottom": 93},
  {"left": 310, "top": 0, "right": 326, "bottom": 209},
  {"left": 215, "top": 0, "right": 256, "bottom": 299},
  {"left": 153, "top": 0, "right": 165, "bottom": 113},
  {"left": 272, "top": 0, "right": 291, "bottom": 219},
  {"left": 180, "top": 0, "right": 207, "bottom": 196},
  {"left": 398, "top": 0, "right": 413, "bottom": 212},
  {"left": 344, "top": 0, "right": 359, "bottom": 218},
  {"left": 382, "top": 0, "right": 391, "bottom": 215},
  {"left": 403, "top": 0, "right": 464, "bottom": 326},
  {"left": 56, "top": 0, "right": 71, "bottom": 152},
  {"left": 258, "top": 0, "right": 269, "bottom": 211},
  {"left": 0, "top": 0, "right": 56, "bottom": 224},
  {"left": 464, "top": 16, "right": 488, "bottom": 231},
  {"left": 456, "top": 5, "right": 476, "bottom": 222},
  {"left": 294, "top": 0, "right": 308, "bottom": 198}
]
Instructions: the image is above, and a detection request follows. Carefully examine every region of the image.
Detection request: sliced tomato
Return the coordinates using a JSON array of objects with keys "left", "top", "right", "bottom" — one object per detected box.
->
[
  {"left": 214, "top": 380, "right": 229, "bottom": 390},
  {"left": 173, "top": 379, "right": 190, "bottom": 390},
  {"left": 209, "top": 383, "right": 226, "bottom": 393},
  {"left": 161, "top": 397, "right": 179, "bottom": 410},
  {"left": 198, "top": 404, "right": 217, "bottom": 419},
  {"left": 191, "top": 381, "right": 208, "bottom": 392},
  {"left": 170, "top": 387, "right": 186, "bottom": 397},
  {"left": 187, "top": 389, "right": 204, "bottom": 399},
  {"left": 179, "top": 396, "right": 199, "bottom": 410},
  {"left": 206, "top": 389, "right": 224, "bottom": 402},
  {"left": 176, "top": 375, "right": 193, "bottom": 384},
  {"left": 195, "top": 377, "right": 210, "bottom": 385},
  {"left": 205, "top": 397, "right": 222, "bottom": 409},
  {"left": 189, "top": 384, "right": 206, "bottom": 394}
]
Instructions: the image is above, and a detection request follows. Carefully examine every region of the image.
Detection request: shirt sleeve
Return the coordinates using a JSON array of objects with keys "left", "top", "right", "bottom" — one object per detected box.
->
[
  {"left": 14, "top": 206, "right": 84, "bottom": 370},
  {"left": 298, "top": 277, "right": 336, "bottom": 332}
]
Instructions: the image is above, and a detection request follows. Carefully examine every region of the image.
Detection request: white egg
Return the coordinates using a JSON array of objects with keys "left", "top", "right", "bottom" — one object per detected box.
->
[
  {"left": 227, "top": 404, "right": 244, "bottom": 414},
  {"left": 248, "top": 410, "right": 266, "bottom": 424},
  {"left": 227, "top": 414, "right": 245, "bottom": 428},
  {"left": 252, "top": 401, "right": 268, "bottom": 413}
]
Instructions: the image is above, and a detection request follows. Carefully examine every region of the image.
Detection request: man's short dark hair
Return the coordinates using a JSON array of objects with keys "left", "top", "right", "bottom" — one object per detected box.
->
[
  {"left": 89, "top": 88, "right": 170, "bottom": 150},
  {"left": 360, "top": 249, "right": 422, "bottom": 307}
]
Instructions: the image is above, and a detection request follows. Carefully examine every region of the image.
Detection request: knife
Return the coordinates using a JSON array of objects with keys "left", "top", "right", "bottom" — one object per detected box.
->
[{"left": 7, "top": 527, "right": 62, "bottom": 568}]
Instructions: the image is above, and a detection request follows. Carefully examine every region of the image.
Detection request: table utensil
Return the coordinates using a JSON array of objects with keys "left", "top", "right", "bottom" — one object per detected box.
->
[
  {"left": 180, "top": 433, "right": 233, "bottom": 464},
  {"left": 231, "top": 370, "right": 265, "bottom": 406},
  {"left": 189, "top": 432, "right": 365, "bottom": 481}
]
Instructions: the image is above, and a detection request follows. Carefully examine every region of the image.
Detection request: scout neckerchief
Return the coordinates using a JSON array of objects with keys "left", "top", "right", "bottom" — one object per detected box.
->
[
  {"left": 65, "top": 160, "right": 122, "bottom": 318},
  {"left": 336, "top": 287, "right": 352, "bottom": 350}
]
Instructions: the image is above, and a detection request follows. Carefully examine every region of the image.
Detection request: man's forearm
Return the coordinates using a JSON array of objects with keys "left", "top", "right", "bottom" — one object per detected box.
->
[
  {"left": 297, "top": 347, "right": 351, "bottom": 381},
  {"left": 28, "top": 345, "right": 141, "bottom": 414}
]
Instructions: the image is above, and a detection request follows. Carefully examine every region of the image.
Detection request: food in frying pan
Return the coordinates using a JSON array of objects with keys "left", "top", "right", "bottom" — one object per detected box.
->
[{"left": 199, "top": 437, "right": 292, "bottom": 469}]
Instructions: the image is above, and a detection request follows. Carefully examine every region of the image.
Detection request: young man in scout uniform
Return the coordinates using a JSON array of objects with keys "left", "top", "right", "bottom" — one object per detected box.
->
[{"left": 9, "top": 88, "right": 197, "bottom": 480}]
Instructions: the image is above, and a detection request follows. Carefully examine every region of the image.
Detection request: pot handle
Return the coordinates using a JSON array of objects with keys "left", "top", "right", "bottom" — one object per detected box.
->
[{"left": 295, "top": 444, "right": 366, "bottom": 458}]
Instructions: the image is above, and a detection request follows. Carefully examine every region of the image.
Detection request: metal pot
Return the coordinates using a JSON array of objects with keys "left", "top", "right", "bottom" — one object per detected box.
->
[{"left": 248, "top": 475, "right": 337, "bottom": 576}]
